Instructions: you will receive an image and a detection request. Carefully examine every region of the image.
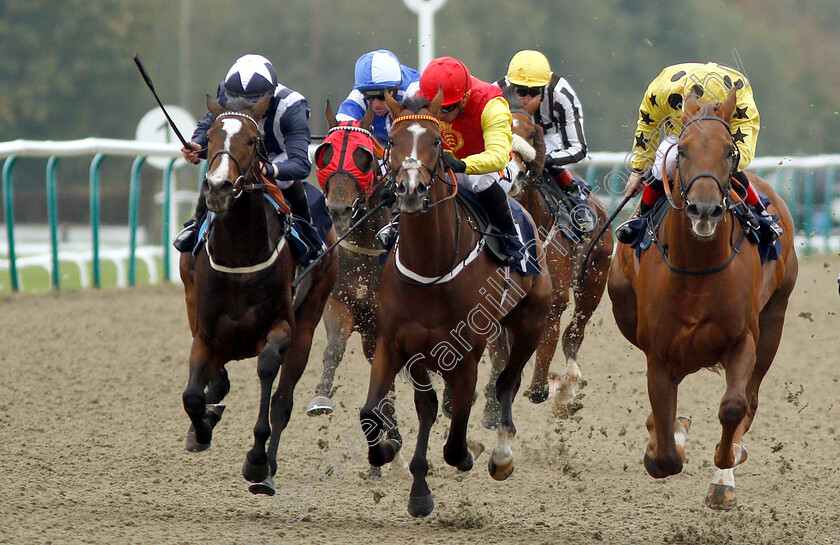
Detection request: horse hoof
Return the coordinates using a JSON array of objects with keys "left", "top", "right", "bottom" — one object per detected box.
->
[
  {"left": 241, "top": 458, "right": 269, "bottom": 484},
  {"left": 705, "top": 483, "right": 737, "bottom": 510},
  {"left": 306, "top": 396, "right": 333, "bottom": 416},
  {"left": 367, "top": 465, "right": 382, "bottom": 481},
  {"left": 185, "top": 429, "right": 211, "bottom": 452},
  {"left": 248, "top": 475, "right": 276, "bottom": 496},
  {"left": 552, "top": 400, "right": 570, "bottom": 419},
  {"left": 643, "top": 452, "right": 681, "bottom": 479},
  {"left": 488, "top": 457, "right": 514, "bottom": 481},
  {"left": 407, "top": 493, "right": 435, "bottom": 518},
  {"left": 525, "top": 385, "right": 549, "bottom": 404}
]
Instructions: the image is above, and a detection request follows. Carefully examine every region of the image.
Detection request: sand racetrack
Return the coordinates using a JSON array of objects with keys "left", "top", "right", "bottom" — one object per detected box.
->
[{"left": 1, "top": 255, "right": 838, "bottom": 545}]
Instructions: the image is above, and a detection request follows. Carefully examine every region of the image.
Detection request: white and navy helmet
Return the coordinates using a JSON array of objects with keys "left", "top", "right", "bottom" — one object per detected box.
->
[
  {"left": 353, "top": 50, "right": 402, "bottom": 91},
  {"left": 224, "top": 54, "right": 277, "bottom": 99}
]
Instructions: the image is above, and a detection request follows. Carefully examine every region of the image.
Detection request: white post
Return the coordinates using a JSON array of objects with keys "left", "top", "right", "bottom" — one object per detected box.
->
[{"left": 402, "top": 0, "right": 448, "bottom": 71}]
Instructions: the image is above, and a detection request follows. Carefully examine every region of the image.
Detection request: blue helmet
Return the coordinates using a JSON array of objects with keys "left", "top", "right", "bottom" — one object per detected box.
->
[
  {"left": 353, "top": 50, "right": 402, "bottom": 91},
  {"left": 224, "top": 54, "right": 277, "bottom": 98}
]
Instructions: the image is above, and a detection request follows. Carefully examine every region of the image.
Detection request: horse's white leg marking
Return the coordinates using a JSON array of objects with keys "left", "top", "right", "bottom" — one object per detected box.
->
[
  {"left": 405, "top": 123, "right": 427, "bottom": 194},
  {"left": 555, "top": 356, "right": 581, "bottom": 405},
  {"left": 207, "top": 118, "right": 242, "bottom": 185},
  {"left": 490, "top": 428, "right": 513, "bottom": 465}
]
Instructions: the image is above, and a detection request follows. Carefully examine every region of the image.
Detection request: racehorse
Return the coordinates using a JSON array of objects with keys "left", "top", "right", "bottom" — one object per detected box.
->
[
  {"left": 607, "top": 86, "right": 798, "bottom": 509},
  {"left": 179, "top": 94, "right": 338, "bottom": 495},
  {"left": 359, "top": 91, "right": 552, "bottom": 517},
  {"left": 307, "top": 103, "right": 392, "bottom": 417},
  {"left": 484, "top": 93, "right": 613, "bottom": 425}
]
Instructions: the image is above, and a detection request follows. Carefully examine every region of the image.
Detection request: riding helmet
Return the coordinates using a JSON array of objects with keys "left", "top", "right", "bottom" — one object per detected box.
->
[
  {"left": 224, "top": 54, "right": 278, "bottom": 99},
  {"left": 354, "top": 50, "right": 402, "bottom": 91},
  {"left": 507, "top": 50, "right": 551, "bottom": 87},
  {"left": 420, "top": 56, "right": 471, "bottom": 106}
]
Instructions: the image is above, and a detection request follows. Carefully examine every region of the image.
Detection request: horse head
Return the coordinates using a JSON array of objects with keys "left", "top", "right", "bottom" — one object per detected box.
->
[
  {"left": 383, "top": 89, "right": 449, "bottom": 214},
  {"left": 673, "top": 85, "right": 740, "bottom": 237},
  {"left": 507, "top": 92, "right": 545, "bottom": 198},
  {"left": 203, "top": 94, "right": 271, "bottom": 214},
  {"left": 314, "top": 102, "right": 377, "bottom": 233}
]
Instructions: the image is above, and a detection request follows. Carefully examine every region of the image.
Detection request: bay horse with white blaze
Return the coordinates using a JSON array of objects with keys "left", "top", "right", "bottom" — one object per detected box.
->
[
  {"left": 359, "top": 92, "right": 552, "bottom": 517},
  {"left": 608, "top": 87, "right": 797, "bottom": 509},
  {"left": 179, "top": 94, "right": 337, "bottom": 495}
]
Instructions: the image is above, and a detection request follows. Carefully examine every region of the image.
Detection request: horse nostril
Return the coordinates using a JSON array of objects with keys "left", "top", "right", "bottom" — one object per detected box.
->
[
  {"left": 416, "top": 183, "right": 429, "bottom": 195},
  {"left": 395, "top": 180, "right": 407, "bottom": 196},
  {"left": 686, "top": 204, "right": 700, "bottom": 219},
  {"left": 710, "top": 205, "right": 725, "bottom": 220}
]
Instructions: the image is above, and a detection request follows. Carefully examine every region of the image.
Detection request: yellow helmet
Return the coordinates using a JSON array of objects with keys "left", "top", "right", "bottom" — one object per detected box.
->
[{"left": 507, "top": 50, "right": 551, "bottom": 87}]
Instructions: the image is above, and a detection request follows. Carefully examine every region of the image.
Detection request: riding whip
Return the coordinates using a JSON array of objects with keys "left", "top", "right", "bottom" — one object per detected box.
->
[
  {"left": 291, "top": 193, "right": 395, "bottom": 288},
  {"left": 133, "top": 54, "right": 190, "bottom": 148},
  {"left": 578, "top": 194, "right": 632, "bottom": 282}
]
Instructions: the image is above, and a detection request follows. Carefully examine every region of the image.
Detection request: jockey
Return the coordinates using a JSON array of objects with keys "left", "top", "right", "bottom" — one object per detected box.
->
[
  {"left": 379, "top": 56, "right": 524, "bottom": 264},
  {"left": 496, "top": 50, "right": 588, "bottom": 199},
  {"left": 616, "top": 62, "right": 783, "bottom": 245},
  {"left": 335, "top": 49, "right": 420, "bottom": 147},
  {"left": 174, "top": 54, "right": 313, "bottom": 252}
]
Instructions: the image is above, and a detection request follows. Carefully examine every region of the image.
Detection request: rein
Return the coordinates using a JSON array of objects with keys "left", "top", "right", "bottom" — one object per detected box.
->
[{"left": 206, "top": 112, "right": 269, "bottom": 198}]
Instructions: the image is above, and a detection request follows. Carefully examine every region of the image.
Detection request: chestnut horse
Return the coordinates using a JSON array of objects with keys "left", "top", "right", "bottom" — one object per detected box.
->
[
  {"left": 608, "top": 87, "right": 797, "bottom": 509},
  {"left": 359, "top": 92, "right": 551, "bottom": 517},
  {"left": 307, "top": 104, "right": 392, "bottom": 417},
  {"left": 179, "top": 94, "right": 338, "bottom": 495},
  {"left": 485, "top": 95, "right": 613, "bottom": 424}
]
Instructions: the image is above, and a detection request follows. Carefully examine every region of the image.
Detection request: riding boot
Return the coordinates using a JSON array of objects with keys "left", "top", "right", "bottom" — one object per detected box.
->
[
  {"left": 173, "top": 193, "right": 208, "bottom": 252},
  {"left": 476, "top": 183, "right": 525, "bottom": 264},
  {"left": 282, "top": 181, "right": 311, "bottom": 223},
  {"left": 376, "top": 211, "right": 400, "bottom": 250},
  {"left": 615, "top": 200, "right": 655, "bottom": 244}
]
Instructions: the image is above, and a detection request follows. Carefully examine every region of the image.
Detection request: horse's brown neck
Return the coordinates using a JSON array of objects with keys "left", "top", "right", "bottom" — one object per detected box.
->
[
  {"left": 397, "top": 180, "right": 468, "bottom": 278},
  {"left": 663, "top": 209, "right": 738, "bottom": 273},
  {"left": 210, "top": 192, "right": 275, "bottom": 267},
  {"left": 518, "top": 187, "right": 552, "bottom": 231}
]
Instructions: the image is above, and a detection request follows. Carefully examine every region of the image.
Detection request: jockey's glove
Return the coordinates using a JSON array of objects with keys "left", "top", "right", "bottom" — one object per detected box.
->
[
  {"left": 544, "top": 156, "right": 566, "bottom": 173},
  {"left": 443, "top": 153, "right": 467, "bottom": 173},
  {"left": 380, "top": 185, "right": 397, "bottom": 207}
]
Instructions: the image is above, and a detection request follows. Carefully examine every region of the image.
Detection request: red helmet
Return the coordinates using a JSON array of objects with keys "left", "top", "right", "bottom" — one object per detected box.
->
[{"left": 420, "top": 57, "right": 472, "bottom": 106}]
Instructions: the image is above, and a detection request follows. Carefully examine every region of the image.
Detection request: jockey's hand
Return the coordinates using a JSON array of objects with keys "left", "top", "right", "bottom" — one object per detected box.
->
[
  {"left": 379, "top": 185, "right": 397, "bottom": 208},
  {"left": 180, "top": 141, "right": 202, "bottom": 164},
  {"left": 544, "top": 156, "right": 565, "bottom": 174},
  {"left": 260, "top": 161, "right": 278, "bottom": 179},
  {"left": 443, "top": 153, "right": 467, "bottom": 173},
  {"left": 624, "top": 171, "right": 645, "bottom": 198}
]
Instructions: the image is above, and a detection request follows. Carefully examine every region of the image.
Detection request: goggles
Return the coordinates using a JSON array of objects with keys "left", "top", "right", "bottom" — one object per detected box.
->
[{"left": 514, "top": 85, "right": 544, "bottom": 98}]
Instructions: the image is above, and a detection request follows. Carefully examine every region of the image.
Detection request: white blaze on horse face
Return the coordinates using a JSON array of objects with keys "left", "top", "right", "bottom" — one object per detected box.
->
[
  {"left": 404, "top": 123, "right": 427, "bottom": 193},
  {"left": 207, "top": 118, "right": 243, "bottom": 187}
]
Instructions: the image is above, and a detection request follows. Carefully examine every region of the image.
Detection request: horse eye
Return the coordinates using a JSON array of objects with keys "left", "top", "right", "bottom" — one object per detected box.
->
[
  {"left": 434, "top": 137, "right": 443, "bottom": 146},
  {"left": 387, "top": 138, "right": 395, "bottom": 147},
  {"left": 677, "top": 146, "right": 685, "bottom": 158},
  {"left": 248, "top": 138, "right": 257, "bottom": 146}
]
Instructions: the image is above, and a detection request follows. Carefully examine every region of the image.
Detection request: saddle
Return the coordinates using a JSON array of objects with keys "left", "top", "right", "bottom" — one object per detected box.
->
[
  {"left": 538, "top": 173, "right": 597, "bottom": 240},
  {"left": 455, "top": 187, "right": 541, "bottom": 276}
]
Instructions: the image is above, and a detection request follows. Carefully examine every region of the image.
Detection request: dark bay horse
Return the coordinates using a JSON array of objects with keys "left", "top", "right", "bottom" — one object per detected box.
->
[
  {"left": 307, "top": 103, "right": 392, "bottom": 417},
  {"left": 489, "top": 95, "right": 613, "bottom": 423},
  {"left": 179, "top": 94, "right": 338, "bottom": 495},
  {"left": 359, "top": 91, "right": 552, "bottom": 517},
  {"left": 608, "top": 87, "right": 797, "bottom": 509}
]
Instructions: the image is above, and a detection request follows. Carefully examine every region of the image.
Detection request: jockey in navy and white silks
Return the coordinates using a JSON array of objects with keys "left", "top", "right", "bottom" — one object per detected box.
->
[
  {"left": 335, "top": 50, "right": 420, "bottom": 147},
  {"left": 174, "top": 54, "right": 313, "bottom": 252}
]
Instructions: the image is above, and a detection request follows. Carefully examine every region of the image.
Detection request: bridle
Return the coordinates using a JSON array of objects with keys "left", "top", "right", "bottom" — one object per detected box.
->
[
  {"left": 388, "top": 114, "right": 459, "bottom": 213},
  {"left": 205, "top": 111, "right": 269, "bottom": 199},
  {"left": 665, "top": 115, "right": 740, "bottom": 211}
]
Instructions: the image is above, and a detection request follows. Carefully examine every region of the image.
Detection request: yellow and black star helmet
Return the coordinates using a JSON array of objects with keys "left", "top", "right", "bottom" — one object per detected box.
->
[{"left": 507, "top": 50, "right": 551, "bottom": 87}]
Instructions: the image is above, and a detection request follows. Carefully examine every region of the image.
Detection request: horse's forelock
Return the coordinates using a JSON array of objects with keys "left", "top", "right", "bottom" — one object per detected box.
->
[{"left": 400, "top": 95, "right": 430, "bottom": 114}]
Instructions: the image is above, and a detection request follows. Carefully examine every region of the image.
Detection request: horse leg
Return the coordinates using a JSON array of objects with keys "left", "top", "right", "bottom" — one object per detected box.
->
[
  {"left": 643, "top": 359, "right": 685, "bottom": 478},
  {"left": 182, "top": 340, "right": 223, "bottom": 452},
  {"left": 241, "top": 323, "right": 292, "bottom": 493},
  {"left": 526, "top": 302, "right": 562, "bottom": 406},
  {"left": 442, "top": 356, "right": 484, "bottom": 472},
  {"left": 201, "top": 367, "right": 230, "bottom": 432},
  {"left": 360, "top": 340, "right": 403, "bottom": 468},
  {"left": 406, "top": 365, "right": 439, "bottom": 518},
  {"left": 308, "top": 300, "right": 353, "bottom": 416},
  {"left": 482, "top": 333, "right": 507, "bottom": 429},
  {"left": 705, "top": 337, "right": 755, "bottom": 509}
]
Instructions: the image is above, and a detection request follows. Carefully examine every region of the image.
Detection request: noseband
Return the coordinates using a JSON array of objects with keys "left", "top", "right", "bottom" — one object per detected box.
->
[
  {"left": 206, "top": 111, "right": 268, "bottom": 199},
  {"left": 665, "top": 116, "right": 739, "bottom": 211},
  {"left": 388, "top": 114, "right": 458, "bottom": 212}
]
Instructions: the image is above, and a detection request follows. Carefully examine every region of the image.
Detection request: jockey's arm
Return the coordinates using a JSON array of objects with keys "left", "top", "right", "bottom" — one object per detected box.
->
[
  {"left": 267, "top": 101, "right": 312, "bottom": 182},
  {"left": 545, "top": 80, "right": 587, "bottom": 167},
  {"left": 730, "top": 85, "right": 760, "bottom": 171},
  {"left": 463, "top": 97, "right": 513, "bottom": 175}
]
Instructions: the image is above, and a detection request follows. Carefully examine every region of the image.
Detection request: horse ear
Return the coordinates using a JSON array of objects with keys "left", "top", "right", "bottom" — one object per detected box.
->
[
  {"left": 384, "top": 91, "right": 402, "bottom": 119},
  {"left": 683, "top": 93, "right": 700, "bottom": 117},
  {"left": 714, "top": 86, "right": 738, "bottom": 120},
  {"left": 429, "top": 86, "right": 445, "bottom": 117},
  {"left": 207, "top": 94, "right": 223, "bottom": 118},
  {"left": 249, "top": 94, "right": 272, "bottom": 121},
  {"left": 360, "top": 102, "right": 375, "bottom": 130},
  {"left": 523, "top": 93, "right": 541, "bottom": 117},
  {"left": 325, "top": 100, "right": 338, "bottom": 129}
]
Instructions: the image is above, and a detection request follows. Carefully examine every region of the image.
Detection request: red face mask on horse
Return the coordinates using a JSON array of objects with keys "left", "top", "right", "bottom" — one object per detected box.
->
[{"left": 314, "top": 121, "right": 376, "bottom": 196}]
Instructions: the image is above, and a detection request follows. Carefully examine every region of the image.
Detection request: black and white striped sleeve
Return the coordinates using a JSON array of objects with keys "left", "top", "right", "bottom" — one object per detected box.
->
[{"left": 545, "top": 78, "right": 587, "bottom": 167}]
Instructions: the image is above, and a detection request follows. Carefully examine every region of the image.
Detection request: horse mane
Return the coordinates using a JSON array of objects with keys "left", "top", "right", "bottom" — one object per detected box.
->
[
  {"left": 401, "top": 95, "right": 430, "bottom": 114},
  {"left": 225, "top": 94, "right": 269, "bottom": 113}
]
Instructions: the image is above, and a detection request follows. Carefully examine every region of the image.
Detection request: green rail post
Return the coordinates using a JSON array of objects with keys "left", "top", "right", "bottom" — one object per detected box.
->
[
  {"left": 89, "top": 153, "right": 104, "bottom": 288},
  {"left": 803, "top": 169, "right": 815, "bottom": 255},
  {"left": 824, "top": 167, "right": 836, "bottom": 253},
  {"left": 161, "top": 159, "right": 176, "bottom": 281},
  {"left": 128, "top": 156, "right": 146, "bottom": 286},
  {"left": 2, "top": 156, "right": 19, "bottom": 292},
  {"left": 46, "top": 156, "right": 60, "bottom": 289}
]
